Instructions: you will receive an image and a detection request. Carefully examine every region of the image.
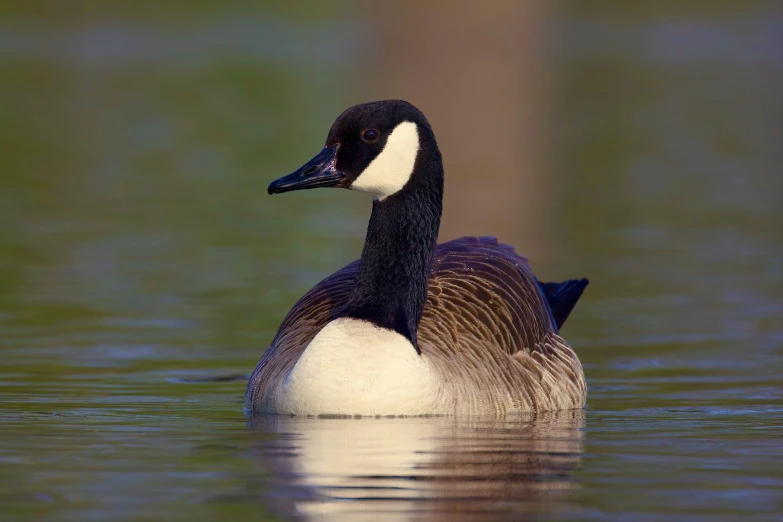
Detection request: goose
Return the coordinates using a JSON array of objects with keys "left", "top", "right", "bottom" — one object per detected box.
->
[{"left": 245, "top": 100, "right": 588, "bottom": 416}]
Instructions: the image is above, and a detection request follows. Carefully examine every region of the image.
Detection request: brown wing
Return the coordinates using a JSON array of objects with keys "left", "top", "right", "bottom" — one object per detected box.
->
[
  {"left": 245, "top": 236, "right": 559, "bottom": 410},
  {"left": 420, "top": 236, "right": 556, "bottom": 357}
]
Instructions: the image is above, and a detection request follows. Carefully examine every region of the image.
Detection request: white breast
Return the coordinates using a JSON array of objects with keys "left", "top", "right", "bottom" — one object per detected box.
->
[{"left": 268, "top": 317, "right": 440, "bottom": 416}]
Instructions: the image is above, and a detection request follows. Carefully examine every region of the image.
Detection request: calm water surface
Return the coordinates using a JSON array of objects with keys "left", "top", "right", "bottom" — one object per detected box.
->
[{"left": 2, "top": 5, "right": 782, "bottom": 521}]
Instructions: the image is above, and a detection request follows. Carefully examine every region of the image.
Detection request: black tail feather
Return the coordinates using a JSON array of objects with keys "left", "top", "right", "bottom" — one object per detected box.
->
[{"left": 538, "top": 278, "right": 589, "bottom": 330}]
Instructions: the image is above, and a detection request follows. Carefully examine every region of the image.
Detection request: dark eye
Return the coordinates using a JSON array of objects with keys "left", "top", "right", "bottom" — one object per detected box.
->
[{"left": 362, "top": 129, "right": 380, "bottom": 143}]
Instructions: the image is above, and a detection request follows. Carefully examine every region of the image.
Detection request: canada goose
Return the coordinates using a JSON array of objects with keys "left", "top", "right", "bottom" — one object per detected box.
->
[{"left": 245, "top": 100, "right": 588, "bottom": 416}]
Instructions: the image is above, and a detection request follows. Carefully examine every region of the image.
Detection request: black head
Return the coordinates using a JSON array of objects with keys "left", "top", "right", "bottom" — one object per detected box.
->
[{"left": 268, "top": 100, "right": 440, "bottom": 200}]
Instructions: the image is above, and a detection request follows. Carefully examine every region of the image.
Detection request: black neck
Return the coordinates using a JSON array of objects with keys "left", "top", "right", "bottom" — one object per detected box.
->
[{"left": 338, "top": 144, "right": 443, "bottom": 353}]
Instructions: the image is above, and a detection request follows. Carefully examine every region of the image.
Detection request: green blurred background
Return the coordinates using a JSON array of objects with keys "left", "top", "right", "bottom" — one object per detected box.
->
[{"left": 1, "top": 2, "right": 782, "bottom": 520}]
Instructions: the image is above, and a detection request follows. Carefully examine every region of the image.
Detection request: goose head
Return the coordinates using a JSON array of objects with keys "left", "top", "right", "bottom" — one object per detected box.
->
[{"left": 268, "top": 100, "right": 441, "bottom": 201}]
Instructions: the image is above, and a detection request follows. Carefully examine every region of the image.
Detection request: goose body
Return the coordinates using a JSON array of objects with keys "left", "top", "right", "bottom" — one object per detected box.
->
[{"left": 245, "top": 100, "right": 588, "bottom": 416}]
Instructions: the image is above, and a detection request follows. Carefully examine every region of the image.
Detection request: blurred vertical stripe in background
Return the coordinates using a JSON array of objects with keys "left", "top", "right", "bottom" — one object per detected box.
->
[{"left": 365, "top": 1, "right": 555, "bottom": 261}]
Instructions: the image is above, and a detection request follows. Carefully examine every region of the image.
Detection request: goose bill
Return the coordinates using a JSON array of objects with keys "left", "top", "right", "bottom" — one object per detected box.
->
[{"left": 268, "top": 145, "right": 345, "bottom": 194}]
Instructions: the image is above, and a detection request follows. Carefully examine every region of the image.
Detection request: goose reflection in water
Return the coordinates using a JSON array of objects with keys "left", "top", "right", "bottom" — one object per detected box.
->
[{"left": 248, "top": 410, "right": 585, "bottom": 521}]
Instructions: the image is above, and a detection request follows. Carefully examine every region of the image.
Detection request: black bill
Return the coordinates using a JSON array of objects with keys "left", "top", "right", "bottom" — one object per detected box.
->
[{"left": 268, "top": 144, "right": 345, "bottom": 195}]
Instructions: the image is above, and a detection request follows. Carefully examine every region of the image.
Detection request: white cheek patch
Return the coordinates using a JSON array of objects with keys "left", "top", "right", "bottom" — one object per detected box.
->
[{"left": 350, "top": 121, "right": 419, "bottom": 200}]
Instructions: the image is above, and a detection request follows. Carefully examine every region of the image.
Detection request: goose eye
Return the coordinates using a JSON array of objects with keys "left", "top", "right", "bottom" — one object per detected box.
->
[{"left": 362, "top": 129, "right": 380, "bottom": 143}]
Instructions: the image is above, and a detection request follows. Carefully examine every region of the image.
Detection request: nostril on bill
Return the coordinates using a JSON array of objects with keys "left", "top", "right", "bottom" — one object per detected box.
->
[{"left": 302, "top": 165, "right": 317, "bottom": 176}]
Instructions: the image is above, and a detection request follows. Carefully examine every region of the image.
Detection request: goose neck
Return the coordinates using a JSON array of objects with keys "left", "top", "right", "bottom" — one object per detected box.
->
[{"left": 340, "top": 159, "right": 443, "bottom": 351}]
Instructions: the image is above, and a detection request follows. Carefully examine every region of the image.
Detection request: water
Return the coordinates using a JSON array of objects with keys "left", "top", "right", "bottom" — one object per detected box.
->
[{"left": 2, "top": 4, "right": 783, "bottom": 521}]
